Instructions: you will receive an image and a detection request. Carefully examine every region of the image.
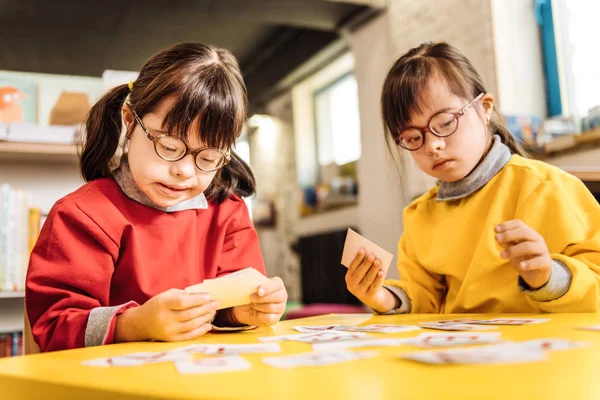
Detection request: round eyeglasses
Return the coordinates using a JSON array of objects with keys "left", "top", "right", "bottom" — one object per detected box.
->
[
  {"left": 129, "top": 105, "right": 230, "bottom": 172},
  {"left": 395, "top": 93, "right": 485, "bottom": 151}
]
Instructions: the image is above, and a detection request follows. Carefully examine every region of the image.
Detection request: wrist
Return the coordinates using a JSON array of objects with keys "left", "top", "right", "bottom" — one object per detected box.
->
[
  {"left": 371, "top": 288, "right": 399, "bottom": 314},
  {"left": 115, "top": 306, "right": 146, "bottom": 343},
  {"left": 230, "top": 307, "right": 246, "bottom": 326}
]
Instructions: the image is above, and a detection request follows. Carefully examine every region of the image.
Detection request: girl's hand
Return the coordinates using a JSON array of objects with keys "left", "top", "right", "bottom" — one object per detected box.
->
[
  {"left": 232, "top": 277, "right": 287, "bottom": 326},
  {"left": 495, "top": 220, "right": 552, "bottom": 289},
  {"left": 116, "top": 289, "right": 217, "bottom": 343},
  {"left": 345, "top": 249, "right": 398, "bottom": 313}
]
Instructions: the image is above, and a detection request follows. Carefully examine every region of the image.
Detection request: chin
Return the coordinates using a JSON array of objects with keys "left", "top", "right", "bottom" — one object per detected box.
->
[{"left": 431, "top": 170, "right": 468, "bottom": 183}]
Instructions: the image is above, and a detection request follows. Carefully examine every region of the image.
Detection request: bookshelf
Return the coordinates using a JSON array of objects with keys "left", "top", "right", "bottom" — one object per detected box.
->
[
  {"left": 0, "top": 141, "right": 78, "bottom": 164},
  {"left": 0, "top": 292, "right": 24, "bottom": 299}
]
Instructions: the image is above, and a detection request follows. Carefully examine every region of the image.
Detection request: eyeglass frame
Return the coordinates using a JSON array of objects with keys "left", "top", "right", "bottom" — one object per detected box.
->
[
  {"left": 127, "top": 104, "right": 231, "bottom": 172},
  {"left": 395, "top": 92, "right": 485, "bottom": 151}
]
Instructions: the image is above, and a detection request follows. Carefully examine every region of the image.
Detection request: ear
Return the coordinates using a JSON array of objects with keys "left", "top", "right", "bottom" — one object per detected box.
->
[
  {"left": 121, "top": 103, "right": 135, "bottom": 136},
  {"left": 481, "top": 93, "right": 495, "bottom": 122}
]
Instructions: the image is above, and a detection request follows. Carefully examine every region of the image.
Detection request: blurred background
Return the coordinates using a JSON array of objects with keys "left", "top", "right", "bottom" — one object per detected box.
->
[{"left": 1, "top": 0, "right": 599, "bottom": 355}]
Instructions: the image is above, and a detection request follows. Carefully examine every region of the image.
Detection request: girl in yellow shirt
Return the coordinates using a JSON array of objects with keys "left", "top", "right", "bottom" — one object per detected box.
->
[{"left": 345, "top": 41, "right": 600, "bottom": 314}]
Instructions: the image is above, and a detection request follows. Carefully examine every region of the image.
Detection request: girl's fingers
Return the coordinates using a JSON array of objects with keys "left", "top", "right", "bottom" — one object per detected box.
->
[
  {"left": 495, "top": 227, "right": 538, "bottom": 245},
  {"left": 366, "top": 270, "right": 385, "bottom": 294},
  {"left": 500, "top": 241, "right": 544, "bottom": 260},
  {"left": 360, "top": 259, "right": 382, "bottom": 286}
]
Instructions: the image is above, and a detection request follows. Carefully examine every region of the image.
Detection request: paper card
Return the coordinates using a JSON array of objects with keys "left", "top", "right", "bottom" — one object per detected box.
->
[
  {"left": 259, "top": 331, "right": 370, "bottom": 343},
  {"left": 409, "top": 332, "right": 502, "bottom": 348},
  {"left": 312, "top": 338, "right": 410, "bottom": 352},
  {"left": 468, "top": 318, "right": 550, "bottom": 326},
  {"left": 293, "top": 325, "right": 343, "bottom": 333},
  {"left": 346, "top": 324, "right": 421, "bottom": 333},
  {"left": 520, "top": 338, "right": 590, "bottom": 352},
  {"left": 82, "top": 351, "right": 188, "bottom": 367},
  {"left": 419, "top": 322, "right": 498, "bottom": 331},
  {"left": 263, "top": 351, "right": 377, "bottom": 369},
  {"left": 173, "top": 343, "right": 281, "bottom": 356},
  {"left": 577, "top": 325, "right": 600, "bottom": 332},
  {"left": 175, "top": 356, "right": 251, "bottom": 374},
  {"left": 184, "top": 267, "right": 270, "bottom": 310},
  {"left": 340, "top": 228, "right": 393, "bottom": 275},
  {"left": 401, "top": 344, "right": 546, "bottom": 365},
  {"left": 204, "top": 343, "right": 281, "bottom": 355}
]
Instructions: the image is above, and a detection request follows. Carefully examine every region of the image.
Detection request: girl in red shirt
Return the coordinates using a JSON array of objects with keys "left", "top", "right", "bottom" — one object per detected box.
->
[{"left": 26, "top": 42, "right": 287, "bottom": 352}]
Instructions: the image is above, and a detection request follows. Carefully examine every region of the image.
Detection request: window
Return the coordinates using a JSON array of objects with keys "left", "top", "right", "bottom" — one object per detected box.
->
[
  {"left": 234, "top": 134, "right": 253, "bottom": 217},
  {"left": 538, "top": 0, "right": 600, "bottom": 117},
  {"left": 313, "top": 72, "right": 361, "bottom": 166}
]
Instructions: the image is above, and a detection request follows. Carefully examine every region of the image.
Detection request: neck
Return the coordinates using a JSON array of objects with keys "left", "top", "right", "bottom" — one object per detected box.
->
[
  {"left": 436, "top": 134, "right": 512, "bottom": 201},
  {"left": 111, "top": 155, "right": 208, "bottom": 212}
]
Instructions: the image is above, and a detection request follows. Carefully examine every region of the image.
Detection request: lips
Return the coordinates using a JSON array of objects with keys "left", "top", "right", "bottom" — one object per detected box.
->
[
  {"left": 156, "top": 182, "right": 190, "bottom": 197},
  {"left": 433, "top": 159, "right": 453, "bottom": 170}
]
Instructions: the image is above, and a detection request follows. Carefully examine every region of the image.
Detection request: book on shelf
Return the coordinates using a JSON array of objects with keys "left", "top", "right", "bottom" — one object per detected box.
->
[
  {"left": 0, "top": 332, "right": 23, "bottom": 358},
  {"left": 0, "top": 122, "right": 78, "bottom": 145},
  {"left": 0, "top": 183, "right": 41, "bottom": 293}
]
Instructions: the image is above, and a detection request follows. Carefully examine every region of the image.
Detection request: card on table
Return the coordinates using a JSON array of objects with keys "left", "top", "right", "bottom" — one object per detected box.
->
[
  {"left": 576, "top": 325, "right": 600, "bottom": 332},
  {"left": 340, "top": 228, "right": 393, "bottom": 275},
  {"left": 465, "top": 318, "right": 550, "bottom": 326},
  {"left": 83, "top": 351, "right": 188, "bottom": 367},
  {"left": 401, "top": 344, "right": 547, "bottom": 365},
  {"left": 292, "top": 325, "right": 344, "bottom": 333},
  {"left": 312, "top": 338, "right": 410, "bottom": 352},
  {"left": 346, "top": 324, "right": 421, "bottom": 333},
  {"left": 175, "top": 355, "right": 251, "bottom": 375},
  {"left": 292, "top": 324, "right": 419, "bottom": 334},
  {"left": 419, "top": 322, "right": 498, "bottom": 331},
  {"left": 408, "top": 332, "right": 503, "bottom": 348},
  {"left": 260, "top": 331, "right": 370, "bottom": 343},
  {"left": 263, "top": 351, "right": 377, "bottom": 369},
  {"left": 184, "top": 267, "right": 270, "bottom": 310},
  {"left": 520, "top": 338, "right": 590, "bottom": 351},
  {"left": 174, "top": 343, "right": 281, "bottom": 356}
]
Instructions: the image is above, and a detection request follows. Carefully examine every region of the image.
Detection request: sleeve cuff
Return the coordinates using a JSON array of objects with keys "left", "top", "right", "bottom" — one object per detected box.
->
[
  {"left": 85, "top": 301, "right": 139, "bottom": 347},
  {"left": 518, "top": 259, "right": 572, "bottom": 302},
  {"left": 377, "top": 285, "right": 411, "bottom": 314}
]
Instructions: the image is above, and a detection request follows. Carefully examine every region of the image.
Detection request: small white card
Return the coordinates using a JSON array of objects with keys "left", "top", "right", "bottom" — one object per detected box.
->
[
  {"left": 340, "top": 228, "right": 393, "bottom": 275},
  {"left": 175, "top": 356, "right": 251, "bottom": 374},
  {"left": 184, "top": 267, "right": 270, "bottom": 310},
  {"left": 263, "top": 351, "right": 376, "bottom": 369}
]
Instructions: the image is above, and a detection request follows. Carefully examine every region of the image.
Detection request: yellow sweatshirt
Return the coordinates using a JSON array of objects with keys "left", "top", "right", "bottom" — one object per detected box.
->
[{"left": 385, "top": 154, "right": 600, "bottom": 313}]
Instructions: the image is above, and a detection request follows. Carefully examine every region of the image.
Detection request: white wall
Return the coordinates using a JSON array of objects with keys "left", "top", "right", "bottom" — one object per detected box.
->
[
  {"left": 346, "top": 13, "right": 405, "bottom": 279},
  {"left": 490, "top": 0, "right": 547, "bottom": 117}
]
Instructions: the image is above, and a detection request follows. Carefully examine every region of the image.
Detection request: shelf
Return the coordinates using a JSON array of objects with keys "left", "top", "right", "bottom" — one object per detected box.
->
[
  {"left": 561, "top": 167, "right": 600, "bottom": 182},
  {"left": 0, "top": 291, "right": 25, "bottom": 299},
  {"left": 0, "top": 141, "right": 78, "bottom": 164}
]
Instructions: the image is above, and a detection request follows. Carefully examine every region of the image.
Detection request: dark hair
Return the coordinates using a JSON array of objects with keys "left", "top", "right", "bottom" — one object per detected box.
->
[
  {"left": 381, "top": 41, "right": 524, "bottom": 156},
  {"left": 78, "top": 42, "right": 255, "bottom": 203}
]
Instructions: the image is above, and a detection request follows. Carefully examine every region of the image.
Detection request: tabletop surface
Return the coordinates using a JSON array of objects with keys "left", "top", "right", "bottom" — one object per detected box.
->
[{"left": 1, "top": 313, "right": 600, "bottom": 400}]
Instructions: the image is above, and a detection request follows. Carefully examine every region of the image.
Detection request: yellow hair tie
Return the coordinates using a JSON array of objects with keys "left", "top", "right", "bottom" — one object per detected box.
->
[{"left": 128, "top": 80, "right": 135, "bottom": 91}]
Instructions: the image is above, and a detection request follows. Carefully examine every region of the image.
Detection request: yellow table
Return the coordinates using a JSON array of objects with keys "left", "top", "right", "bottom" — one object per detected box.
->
[{"left": 1, "top": 313, "right": 600, "bottom": 400}]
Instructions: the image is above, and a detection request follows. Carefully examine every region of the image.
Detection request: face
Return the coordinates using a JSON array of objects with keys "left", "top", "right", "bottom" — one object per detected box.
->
[
  {"left": 403, "top": 76, "right": 494, "bottom": 182},
  {"left": 122, "top": 98, "right": 219, "bottom": 208}
]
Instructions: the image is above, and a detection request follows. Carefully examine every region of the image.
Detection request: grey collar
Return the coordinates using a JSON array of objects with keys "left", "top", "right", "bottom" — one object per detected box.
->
[
  {"left": 112, "top": 155, "right": 208, "bottom": 212},
  {"left": 436, "top": 135, "right": 512, "bottom": 201}
]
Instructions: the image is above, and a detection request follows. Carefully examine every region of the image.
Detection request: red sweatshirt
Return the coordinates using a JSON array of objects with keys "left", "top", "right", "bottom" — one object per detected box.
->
[{"left": 26, "top": 178, "right": 266, "bottom": 352}]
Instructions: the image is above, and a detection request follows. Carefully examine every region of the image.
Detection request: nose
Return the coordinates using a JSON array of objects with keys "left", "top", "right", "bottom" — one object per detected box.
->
[
  {"left": 171, "top": 154, "right": 196, "bottom": 179},
  {"left": 423, "top": 131, "right": 446, "bottom": 155}
]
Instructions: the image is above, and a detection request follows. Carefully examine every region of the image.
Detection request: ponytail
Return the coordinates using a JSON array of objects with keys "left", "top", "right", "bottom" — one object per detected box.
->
[
  {"left": 205, "top": 151, "right": 256, "bottom": 204},
  {"left": 78, "top": 84, "right": 130, "bottom": 182}
]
